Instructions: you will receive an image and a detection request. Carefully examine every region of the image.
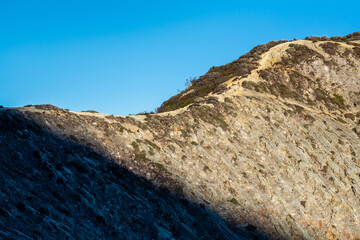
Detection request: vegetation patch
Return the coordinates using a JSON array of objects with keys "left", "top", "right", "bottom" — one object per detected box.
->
[
  {"left": 203, "top": 165, "right": 212, "bottom": 172},
  {"left": 229, "top": 198, "right": 239, "bottom": 204},
  {"left": 242, "top": 81, "right": 267, "bottom": 93},
  {"left": 304, "top": 36, "right": 330, "bottom": 42},
  {"left": 81, "top": 110, "right": 99, "bottom": 113},
  {"left": 319, "top": 42, "right": 340, "bottom": 55},
  {"left": 214, "top": 117, "right": 228, "bottom": 129},
  {"left": 313, "top": 89, "right": 347, "bottom": 110},
  {"left": 305, "top": 32, "right": 360, "bottom": 42},
  {"left": 134, "top": 152, "right": 149, "bottom": 162},
  {"left": 332, "top": 94, "right": 345, "bottom": 107},
  {"left": 112, "top": 123, "right": 125, "bottom": 132},
  {"left": 153, "top": 162, "right": 165, "bottom": 169},
  {"left": 174, "top": 186, "right": 183, "bottom": 195},
  {"left": 34, "top": 104, "right": 62, "bottom": 111},
  {"left": 285, "top": 44, "right": 327, "bottom": 69},
  {"left": 168, "top": 144, "right": 176, "bottom": 152},
  {"left": 69, "top": 135, "right": 78, "bottom": 141},
  {"left": 144, "top": 140, "right": 160, "bottom": 151},
  {"left": 131, "top": 141, "right": 139, "bottom": 151}
]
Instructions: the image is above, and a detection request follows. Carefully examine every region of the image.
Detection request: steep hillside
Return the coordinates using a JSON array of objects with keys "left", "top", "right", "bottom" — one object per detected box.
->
[
  {"left": 3, "top": 32, "right": 360, "bottom": 239},
  {"left": 157, "top": 32, "right": 360, "bottom": 113},
  {"left": 0, "top": 109, "right": 260, "bottom": 239}
]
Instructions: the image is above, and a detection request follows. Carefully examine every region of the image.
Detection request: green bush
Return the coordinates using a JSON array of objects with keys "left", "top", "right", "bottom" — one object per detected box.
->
[
  {"left": 332, "top": 94, "right": 345, "bottom": 106},
  {"left": 153, "top": 162, "right": 165, "bottom": 169},
  {"left": 81, "top": 110, "right": 99, "bottom": 113},
  {"left": 135, "top": 153, "right": 148, "bottom": 161},
  {"left": 69, "top": 135, "right": 78, "bottom": 141},
  {"left": 131, "top": 141, "right": 139, "bottom": 151},
  {"left": 203, "top": 166, "right": 211, "bottom": 172},
  {"left": 229, "top": 198, "right": 239, "bottom": 204}
]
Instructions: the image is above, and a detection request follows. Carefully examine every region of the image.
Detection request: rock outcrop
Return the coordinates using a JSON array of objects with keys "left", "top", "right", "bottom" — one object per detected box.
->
[{"left": 2, "top": 32, "right": 360, "bottom": 239}]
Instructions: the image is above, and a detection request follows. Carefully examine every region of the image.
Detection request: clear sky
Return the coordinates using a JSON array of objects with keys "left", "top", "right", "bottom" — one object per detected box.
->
[{"left": 1, "top": 1, "right": 359, "bottom": 115}]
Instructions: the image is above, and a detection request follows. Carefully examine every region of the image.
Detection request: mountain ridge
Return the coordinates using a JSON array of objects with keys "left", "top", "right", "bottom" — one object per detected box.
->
[
  {"left": 2, "top": 32, "right": 360, "bottom": 239},
  {"left": 157, "top": 31, "right": 360, "bottom": 113}
]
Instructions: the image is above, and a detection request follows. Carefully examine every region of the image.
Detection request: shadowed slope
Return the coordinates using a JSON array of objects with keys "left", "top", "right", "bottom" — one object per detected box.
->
[{"left": 0, "top": 109, "right": 265, "bottom": 239}]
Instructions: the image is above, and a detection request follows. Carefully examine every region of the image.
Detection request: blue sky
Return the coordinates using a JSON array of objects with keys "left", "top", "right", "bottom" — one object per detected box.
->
[{"left": 1, "top": 1, "right": 359, "bottom": 115}]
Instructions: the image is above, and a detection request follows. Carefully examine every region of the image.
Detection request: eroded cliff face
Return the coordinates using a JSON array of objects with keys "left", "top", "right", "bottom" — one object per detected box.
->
[{"left": 13, "top": 33, "right": 360, "bottom": 239}]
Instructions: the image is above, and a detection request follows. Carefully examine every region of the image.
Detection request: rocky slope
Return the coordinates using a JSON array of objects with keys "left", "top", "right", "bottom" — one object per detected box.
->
[
  {"left": 0, "top": 109, "right": 260, "bottom": 239},
  {"left": 2, "top": 32, "right": 360, "bottom": 239}
]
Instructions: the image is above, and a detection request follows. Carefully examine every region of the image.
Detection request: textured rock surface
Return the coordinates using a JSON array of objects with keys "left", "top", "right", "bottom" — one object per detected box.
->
[
  {"left": 0, "top": 109, "right": 259, "bottom": 240},
  {"left": 3, "top": 32, "right": 360, "bottom": 239}
]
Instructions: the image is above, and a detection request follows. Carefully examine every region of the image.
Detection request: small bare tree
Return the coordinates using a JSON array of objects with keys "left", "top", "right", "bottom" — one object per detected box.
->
[{"left": 185, "top": 77, "right": 197, "bottom": 87}]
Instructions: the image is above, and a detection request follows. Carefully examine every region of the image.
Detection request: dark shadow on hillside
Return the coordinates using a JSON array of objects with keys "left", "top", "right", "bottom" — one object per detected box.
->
[{"left": 0, "top": 109, "right": 272, "bottom": 240}]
